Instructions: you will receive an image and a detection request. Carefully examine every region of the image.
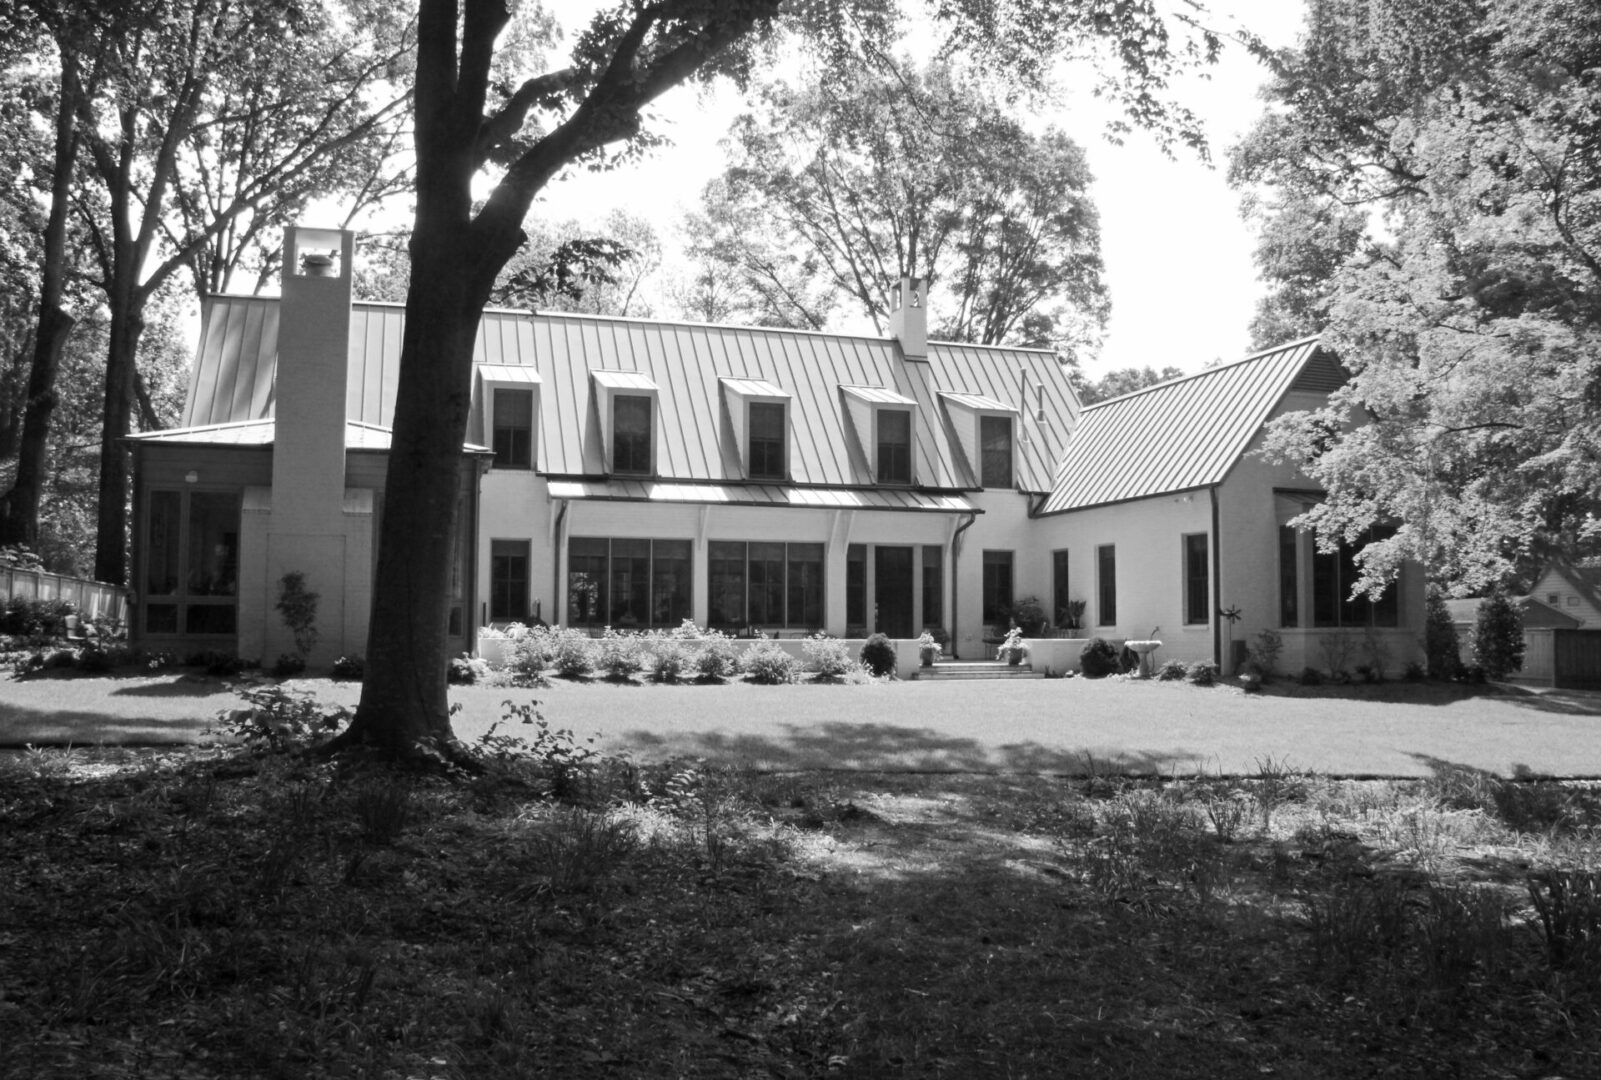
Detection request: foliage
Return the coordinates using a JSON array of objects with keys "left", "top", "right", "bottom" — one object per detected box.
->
[
  {"left": 998, "top": 626, "right": 1029, "bottom": 665},
  {"left": 596, "top": 628, "right": 644, "bottom": 680},
  {"left": 206, "top": 684, "right": 350, "bottom": 751},
  {"left": 1076, "top": 365, "right": 1186, "bottom": 405},
  {"left": 806, "top": 633, "right": 856, "bottom": 679},
  {"left": 331, "top": 655, "right": 365, "bottom": 681},
  {"left": 0, "top": 596, "right": 75, "bottom": 638},
  {"left": 1299, "top": 666, "right": 1324, "bottom": 687},
  {"left": 1424, "top": 586, "right": 1462, "bottom": 680},
  {"left": 1156, "top": 658, "right": 1188, "bottom": 681},
  {"left": 275, "top": 571, "right": 320, "bottom": 659},
  {"left": 858, "top": 633, "right": 897, "bottom": 678},
  {"left": 742, "top": 640, "right": 799, "bottom": 685},
  {"left": 645, "top": 637, "right": 689, "bottom": 683},
  {"left": 715, "top": 58, "right": 1108, "bottom": 359},
  {"left": 449, "top": 654, "right": 492, "bottom": 685},
  {"left": 1009, "top": 597, "right": 1048, "bottom": 637},
  {"left": 272, "top": 653, "right": 307, "bottom": 679},
  {"left": 1186, "top": 661, "right": 1219, "bottom": 687},
  {"left": 1247, "top": 629, "right": 1284, "bottom": 681},
  {"left": 1079, "top": 637, "right": 1120, "bottom": 678},
  {"left": 691, "top": 630, "right": 741, "bottom": 682},
  {"left": 549, "top": 629, "right": 597, "bottom": 680},
  {"left": 1240, "top": 0, "right": 1601, "bottom": 592},
  {"left": 1473, "top": 590, "right": 1525, "bottom": 680}
]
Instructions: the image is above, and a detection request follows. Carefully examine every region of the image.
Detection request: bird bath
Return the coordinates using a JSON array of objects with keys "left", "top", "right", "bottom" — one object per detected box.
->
[{"left": 1125, "top": 639, "right": 1162, "bottom": 677}]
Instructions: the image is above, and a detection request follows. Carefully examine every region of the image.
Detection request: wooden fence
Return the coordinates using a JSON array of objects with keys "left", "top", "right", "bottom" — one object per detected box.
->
[
  {"left": 1516, "top": 628, "right": 1601, "bottom": 690},
  {"left": 1, "top": 566, "right": 128, "bottom": 624}
]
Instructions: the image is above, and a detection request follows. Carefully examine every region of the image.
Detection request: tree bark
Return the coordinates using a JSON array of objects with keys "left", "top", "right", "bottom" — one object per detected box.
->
[{"left": 93, "top": 298, "right": 143, "bottom": 585}]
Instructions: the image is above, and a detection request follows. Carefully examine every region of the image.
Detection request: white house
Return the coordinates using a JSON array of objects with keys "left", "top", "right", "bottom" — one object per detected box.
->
[{"left": 126, "top": 227, "right": 1424, "bottom": 675}]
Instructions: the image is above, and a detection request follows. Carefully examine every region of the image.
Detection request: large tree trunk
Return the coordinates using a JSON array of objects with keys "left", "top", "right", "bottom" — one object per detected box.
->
[
  {"left": 93, "top": 300, "right": 144, "bottom": 585},
  {"left": 342, "top": 224, "right": 488, "bottom": 755},
  {"left": 1, "top": 48, "right": 81, "bottom": 550}
]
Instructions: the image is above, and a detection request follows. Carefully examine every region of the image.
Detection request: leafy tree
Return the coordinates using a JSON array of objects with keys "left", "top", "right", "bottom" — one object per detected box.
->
[
  {"left": 340, "top": 0, "right": 1222, "bottom": 759},
  {"left": 1243, "top": 0, "right": 1601, "bottom": 595},
  {"left": 712, "top": 58, "right": 1109, "bottom": 359},
  {"left": 1472, "top": 589, "right": 1524, "bottom": 680},
  {"left": 1076, "top": 365, "right": 1186, "bottom": 405}
]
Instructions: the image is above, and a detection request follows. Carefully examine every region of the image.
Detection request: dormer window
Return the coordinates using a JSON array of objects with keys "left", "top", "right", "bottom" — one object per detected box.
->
[
  {"left": 877, "top": 409, "right": 912, "bottom": 485},
  {"left": 476, "top": 364, "right": 542, "bottom": 471},
  {"left": 720, "top": 377, "right": 792, "bottom": 482},
  {"left": 841, "top": 385, "right": 919, "bottom": 485},
  {"left": 592, "top": 370, "right": 660, "bottom": 477},
  {"left": 980, "top": 415, "right": 1013, "bottom": 488},
  {"left": 613, "top": 395, "right": 653, "bottom": 475}
]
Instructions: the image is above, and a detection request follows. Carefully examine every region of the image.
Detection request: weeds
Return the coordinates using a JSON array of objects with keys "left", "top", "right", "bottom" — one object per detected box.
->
[{"left": 206, "top": 684, "right": 350, "bottom": 751}]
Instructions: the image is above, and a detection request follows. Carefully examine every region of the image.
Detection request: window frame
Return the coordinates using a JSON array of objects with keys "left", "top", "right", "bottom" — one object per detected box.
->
[
  {"left": 978, "top": 414, "right": 1014, "bottom": 489},
  {"left": 747, "top": 400, "right": 788, "bottom": 481},
  {"left": 612, "top": 394, "right": 655, "bottom": 476},
  {"left": 982, "top": 550, "right": 1015, "bottom": 628},
  {"left": 490, "top": 387, "right": 534, "bottom": 470},
  {"left": 875, "top": 408, "right": 913, "bottom": 486},
  {"left": 1052, "top": 549, "right": 1071, "bottom": 628},
  {"left": 1182, "top": 533, "right": 1209, "bottom": 626},
  {"left": 140, "top": 488, "right": 241, "bottom": 639},
  {"left": 706, "top": 540, "right": 824, "bottom": 632},
  {"left": 566, "top": 536, "right": 691, "bottom": 630},
  {"left": 489, "top": 539, "right": 531, "bottom": 622},
  {"left": 1310, "top": 526, "right": 1401, "bottom": 629},
  {"left": 1097, "top": 544, "right": 1117, "bottom": 627}
]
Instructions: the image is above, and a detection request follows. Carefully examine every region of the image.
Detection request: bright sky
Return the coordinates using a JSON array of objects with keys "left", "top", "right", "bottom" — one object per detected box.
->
[{"left": 529, "top": 1, "right": 1307, "bottom": 378}]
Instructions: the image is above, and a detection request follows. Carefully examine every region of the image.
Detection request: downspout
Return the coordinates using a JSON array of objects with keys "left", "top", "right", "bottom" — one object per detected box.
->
[
  {"left": 1210, "top": 486, "right": 1223, "bottom": 671},
  {"left": 950, "top": 511, "right": 978, "bottom": 660},
  {"left": 550, "top": 498, "right": 569, "bottom": 627}
]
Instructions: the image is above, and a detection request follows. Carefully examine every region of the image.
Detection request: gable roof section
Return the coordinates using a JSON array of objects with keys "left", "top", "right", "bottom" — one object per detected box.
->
[
  {"left": 1040, "top": 337, "right": 1323, "bottom": 514},
  {"left": 184, "top": 298, "right": 1081, "bottom": 493},
  {"left": 128, "top": 418, "right": 489, "bottom": 454}
]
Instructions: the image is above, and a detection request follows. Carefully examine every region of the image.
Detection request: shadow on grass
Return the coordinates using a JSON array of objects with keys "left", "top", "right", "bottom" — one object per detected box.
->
[
  {"left": 0, "top": 701, "right": 210, "bottom": 747},
  {"left": 618, "top": 719, "right": 1198, "bottom": 775},
  {"left": 108, "top": 675, "right": 237, "bottom": 698}
]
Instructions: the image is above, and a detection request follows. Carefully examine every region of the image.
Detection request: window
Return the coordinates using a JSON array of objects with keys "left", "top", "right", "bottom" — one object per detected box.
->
[
  {"left": 1280, "top": 526, "right": 1300, "bottom": 628},
  {"left": 143, "top": 490, "right": 240, "bottom": 637},
  {"left": 877, "top": 409, "right": 912, "bottom": 485},
  {"left": 567, "top": 537, "right": 691, "bottom": 629},
  {"left": 707, "top": 541, "right": 823, "bottom": 630},
  {"left": 1097, "top": 545, "right": 1117, "bottom": 626},
  {"left": 490, "top": 540, "right": 530, "bottom": 621},
  {"left": 613, "top": 395, "right": 653, "bottom": 475},
  {"left": 1183, "top": 534, "right": 1209, "bottom": 625},
  {"left": 982, "top": 550, "right": 1014, "bottom": 627},
  {"left": 748, "top": 402, "right": 786, "bottom": 480},
  {"left": 1312, "top": 528, "right": 1399, "bottom": 628},
  {"left": 846, "top": 544, "right": 866, "bottom": 630},
  {"left": 1549, "top": 593, "right": 1561, "bottom": 605},
  {"left": 1052, "top": 550, "right": 1071, "bottom": 628},
  {"left": 979, "top": 415, "right": 1013, "bottom": 488},
  {"left": 922, "top": 546, "right": 943, "bottom": 630},
  {"left": 492, "top": 388, "right": 533, "bottom": 469}
]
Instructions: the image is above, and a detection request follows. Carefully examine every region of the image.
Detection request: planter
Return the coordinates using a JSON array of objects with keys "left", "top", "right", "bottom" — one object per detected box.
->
[{"left": 1006, "top": 651, "right": 1023, "bottom": 667}]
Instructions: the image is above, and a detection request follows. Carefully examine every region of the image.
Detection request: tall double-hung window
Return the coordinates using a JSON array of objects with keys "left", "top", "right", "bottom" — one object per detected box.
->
[{"left": 876, "top": 410, "right": 912, "bottom": 485}]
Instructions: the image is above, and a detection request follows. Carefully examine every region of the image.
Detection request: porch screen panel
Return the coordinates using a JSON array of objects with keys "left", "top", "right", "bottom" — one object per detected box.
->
[
  {"left": 183, "top": 492, "right": 239, "bottom": 636},
  {"left": 568, "top": 537, "right": 609, "bottom": 627},
  {"left": 145, "top": 491, "right": 181, "bottom": 634},
  {"left": 609, "top": 538, "right": 651, "bottom": 628},
  {"left": 651, "top": 540, "right": 692, "bottom": 627},
  {"left": 708, "top": 541, "right": 747, "bottom": 629},
  {"left": 788, "top": 543, "right": 824, "bottom": 629},
  {"left": 747, "top": 542, "right": 785, "bottom": 625}
]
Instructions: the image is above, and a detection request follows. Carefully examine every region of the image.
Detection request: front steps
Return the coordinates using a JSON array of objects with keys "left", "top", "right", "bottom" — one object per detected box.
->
[{"left": 915, "top": 660, "right": 1045, "bottom": 680}]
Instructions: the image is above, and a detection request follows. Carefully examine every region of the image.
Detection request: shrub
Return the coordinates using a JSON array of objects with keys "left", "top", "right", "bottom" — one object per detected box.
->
[
  {"left": 207, "top": 684, "right": 350, "bottom": 751},
  {"left": 1156, "top": 658, "right": 1187, "bottom": 681},
  {"left": 645, "top": 637, "right": 688, "bottom": 683},
  {"left": 1186, "top": 661, "right": 1219, "bottom": 687},
  {"left": 1247, "top": 629, "right": 1283, "bottom": 681},
  {"left": 692, "top": 631, "right": 740, "bottom": 681},
  {"left": 1298, "top": 666, "right": 1323, "bottom": 686},
  {"left": 75, "top": 645, "right": 120, "bottom": 674},
  {"left": 1473, "top": 589, "right": 1524, "bottom": 680},
  {"left": 272, "top": 653, "right": 307, "bottom": 679},
  {"left": 331, "top": 654, "right": 365, "bottom": 680},
  {"left": 274, "top": 570, "right": 320, "bottom": 660},
  {"left": 550, "top": 628, "right": 597, "bottom": 678},
  {"left": 804, "top": 633, "right": 854, "bottom": 679},
  {"left": 1424, "top": 585, "right": 1462, "bottom": 680},
  {"left": 448, "top": 653, "right": 490, "bottom": 684},
  {"left": 596, "top": 628, "right": 644, "bottom": 680},
  {"left": 0, "top": 596, "right": 76, "bottom": 638},
  {"left": 509, "top": 625, "right": 556, "bottom": 677},
  {"left": 1009, "top": 596, "right": 1048, "bottom": 636},
  {"left": 1079, "top": 637, "right": 1120, "bottom": 678},
  {"left": 859, "top": 633, "right": 897, "bottom": 678},
  {"left": 742, "top": 640, "right": 798, "bottom": 684}
]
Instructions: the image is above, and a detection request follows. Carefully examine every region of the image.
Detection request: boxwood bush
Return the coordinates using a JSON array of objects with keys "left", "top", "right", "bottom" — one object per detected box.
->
[
  {"left": 1079, "top": 637, "right": 1120, "bottom": 678},
  {"left": 859, "top": 633, "right": 896, "bottom": 678},
  {"left": 742, "top": 641, "right": 799, "bottom": 684}
]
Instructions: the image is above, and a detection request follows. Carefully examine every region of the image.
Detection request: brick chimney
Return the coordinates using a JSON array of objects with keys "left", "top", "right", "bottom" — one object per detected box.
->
[{"left": 888, "top": 276, "right": 927, "bottom": 360}]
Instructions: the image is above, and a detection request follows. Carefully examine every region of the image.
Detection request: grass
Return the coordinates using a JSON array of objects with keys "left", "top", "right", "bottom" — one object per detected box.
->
[{"left": 3, "top": 721, "right": 1601, "bottom": 1079}]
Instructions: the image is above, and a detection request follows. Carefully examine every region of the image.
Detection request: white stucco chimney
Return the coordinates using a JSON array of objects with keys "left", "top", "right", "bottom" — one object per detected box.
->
[
  {"left": 270, "top": 226, "right": 354, "bottom": 531},
  {"left": 888, "top": 276, "right": 928, "bottom": 360}
]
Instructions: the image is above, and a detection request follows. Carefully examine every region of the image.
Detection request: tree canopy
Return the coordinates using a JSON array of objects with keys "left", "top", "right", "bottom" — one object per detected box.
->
[{"left": 1236, "top": 0, "right": 1601, "bottom": 595}]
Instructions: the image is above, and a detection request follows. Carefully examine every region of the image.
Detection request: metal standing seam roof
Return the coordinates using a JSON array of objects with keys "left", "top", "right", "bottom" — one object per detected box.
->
[
  {"left": 181, "top": 298, "right": 1081, "bottom": 495},
  {"left": 546, "top": 479, "right": 978, "bottom": 513},
  {"left": 127, "top": 418, "right": 489, "bottom": 454},
  {"left": 1040, "top": 337, "right": 1324, "bottom": 514}
]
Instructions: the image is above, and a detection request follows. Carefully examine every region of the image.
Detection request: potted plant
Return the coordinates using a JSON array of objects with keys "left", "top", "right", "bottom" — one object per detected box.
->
[
  {"left": 916, "top": 630, "right": 941, "bottom": 667},
  {"left": 1057, "top": 599, "right": 1087, "bottom": 637},
  {"left": 998, "top": 626, "right": 1029, "bottom": 666}
]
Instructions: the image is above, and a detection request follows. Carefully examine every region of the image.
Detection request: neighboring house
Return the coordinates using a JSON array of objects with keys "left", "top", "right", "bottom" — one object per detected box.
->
[
  {"left": 125, "top": 227, "right": 1425, "bottom": 673},
  {"left": 1526, "top": 561, "right": 1601, "bottom": 628},
  {"left": 1444, "top": 596, "right": 1582, "bottom": 670}
]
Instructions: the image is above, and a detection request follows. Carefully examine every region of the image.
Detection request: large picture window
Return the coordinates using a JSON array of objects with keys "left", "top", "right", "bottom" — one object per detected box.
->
[
  {"left": 567, "top": 537, "right": 690, "bottom": 629},
  {"left": 143, "top": 489, "right": 240, "bottom": 637},
  {"left": 1312, "top": 528, "right": 1399, "bottom": 628},
  {"left": 1183, "top": 534, "right": 1209, "bottom": 625},
  {"left": 979, "top": 415, "right": 1013, "bottom": 488},
  {"left": 707, "top": 540, "right": 823, "bottom": 631}
]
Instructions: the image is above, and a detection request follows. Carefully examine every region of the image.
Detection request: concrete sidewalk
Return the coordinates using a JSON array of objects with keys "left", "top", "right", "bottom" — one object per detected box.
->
[{"left": 2, "top": 672, "right": 1598, "bottom": 777}]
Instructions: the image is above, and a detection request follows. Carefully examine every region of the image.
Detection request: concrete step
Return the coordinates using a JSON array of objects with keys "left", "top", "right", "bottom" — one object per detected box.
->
[{"left": 916, "top": 661, "right": 1045, "bottom": 680}]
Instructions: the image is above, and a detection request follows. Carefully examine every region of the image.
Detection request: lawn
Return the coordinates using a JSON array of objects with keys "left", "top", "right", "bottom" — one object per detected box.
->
[
  {"left": 3, "top": 668, "right": 1600, "bottom": 777},
  {"left": 3, "top": 740, "right": 1599, "bottom": 1079}
]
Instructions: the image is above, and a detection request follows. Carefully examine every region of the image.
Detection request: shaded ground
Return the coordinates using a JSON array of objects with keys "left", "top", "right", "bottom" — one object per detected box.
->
[{"left": 2, "top": 670, "right": 1599, "bottom": 776}]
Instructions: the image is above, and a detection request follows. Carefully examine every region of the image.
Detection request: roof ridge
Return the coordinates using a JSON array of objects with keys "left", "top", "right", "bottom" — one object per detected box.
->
[{"left": 1083, "top": 335, "right": 1322, "bottom": 411}]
